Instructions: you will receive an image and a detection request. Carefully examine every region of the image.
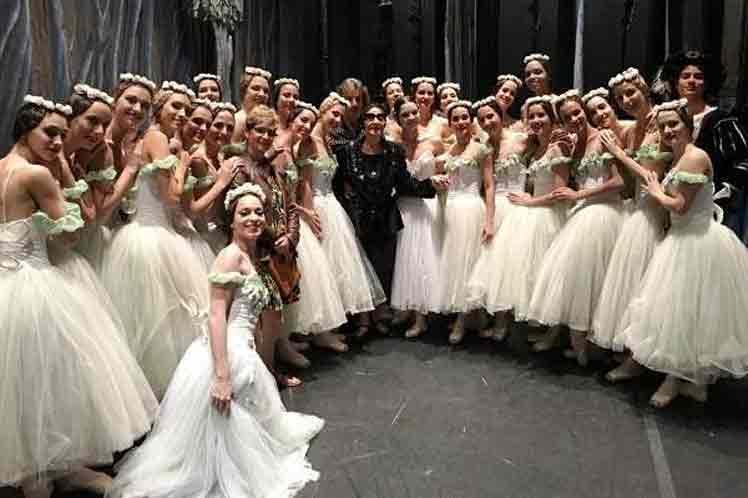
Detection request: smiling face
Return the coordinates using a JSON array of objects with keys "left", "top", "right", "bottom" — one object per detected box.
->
[
  {"left": 276, "top": 83, "right": 299, "bottom": 114},
  {"left": 476, "top": 105, "right": 502, "bottom": 135},
  {"left": 245, "top": 116, "right": 277, "bottom": 154},
  {"left": 524, "top": 61, "right": 549, "bottom": 95},
  {"left": 526, "top": 103, "right": 553, "bottom": 137},
  {"left": 448, "top": 106, "right": 472, "bottom": 140},
  {"left": 206, "top": 110, "right": 234, "bottom": 149},
  {"left": 291, "top": 109, "right": 317, "bottom": 141},
  {"left": 495, "top": 80, "right": 519, "bottom": 111},
  {"left": 183, "top": 104, "right": 213, "bottom": 144},
  {"left": 243, "top": 76, "right": 270, "bottom": 109},
  {"left": 657, "top": 109, "right": 691, "bottom": 148},
  {"left": 232, "top": 194, "right": 266, "bottom": 243},
  {"left": 197, "top": 79, "right": 221, "bottom": 101},
  {"left": 439, "top": 87, "right": 459, "bottom": 113},
  {"left": 70, "top": 101, "right": 112, "bottom": 151},
  {"left": 113, "top": 85, "right": 152, "bottom": 131},
  {"left": 397, "top": 101, "right": 419, "bottom": 132},
  {"left": 25, "top": 112, "right": 69, "bottom": 164},
  {"left": 559, "top": 99, "right": 587, "bottom": 133},
  {"left": 613, "top": 81, "right": 647, "bottom": 117},
  {"left": 414, "top": 83, "right": 435, "bottom": 115},
  {"left": 385, "top": 83, "right": 404, "bottom": 111},
  {"left": 677, "top": 64, "right": 706, "bottom": 101},
  {"left": 362, "top": 105, "right": 386, "bottom": 139},
  {"left": 157, "top": 92, "right": 191, "bottom": 135},
  {"left": 322, "top": 103, "right": 345, "bottom": 132},
  {"left": 585, "top": 96, "right": 616, "bottom": 129}
]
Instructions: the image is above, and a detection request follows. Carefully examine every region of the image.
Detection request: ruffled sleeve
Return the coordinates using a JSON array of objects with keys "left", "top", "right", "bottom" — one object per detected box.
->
[
  {"left": 183, "top": 175, "right": 198, "bottom": 192},
  {"left": 634, "top": 144, "right": 673, "bottom": 163},
  {"left": 140, "top": 155, "right": 179, "bottom": 176},
  {"left": 671, "top": 171, "right": 709, "bottom": 185},
  {"left": 295, "top": 158, "right": 314, "bottom": 169},
  {"left": 31, "top": 201, "right": 85, "bottom": 235},
  {"left": 476, "top": 143, "right": 492, "bottom": 161},
  {"left": 63, "top": 179, "right": 90, "bottom": 200},
  {"left": 195, "top": 175, "right": 216, "bottom": 189},
  {"left": 84, "top": 166, "right": 117, "bottom": 184},
  {"left": 208, "top": 271, "right": 247, "bottom": 287}
]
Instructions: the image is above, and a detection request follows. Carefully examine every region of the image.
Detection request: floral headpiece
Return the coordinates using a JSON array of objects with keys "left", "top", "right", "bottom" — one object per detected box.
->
[
  {"left": 608, "top": 67, "right": 643, "bottom": 89},
  {"left": 193, "top": 73, "right": 221, "bottom": 85},
  {"left": 119, "top": 73, "right": 157, "bottom": 93},
  {"left": 581, "top": 87, "right": 609, "bottom": 105},
  {"left": 191, "top": 97, "right": 214, "bottom": 110},
  {"left": 23, "top": 95, "right": 72, "bottom": 116},
  {"left": 73, "top": 83, "right": 114, "bottom": 106},
  {"left": 552, "top": 89, "right": 581, "bottom": 108},
  {"left": 445, "top": 100, "right": 472, "bottom": 114},
  {"left": 381, "top": 76, "right": 403, "bottom": 90},
  {"left": 211, "top": 101, "right": 237, "bottom": 114},
  {"left": 320, "top": 91, "right": 351, "bottom": 112},
  {"left": 523, "top": 53, "right": 550, "bottom": 65},
  {"left": 496, "top": 74, "right": 523, "bottom": 88},
  {"left": 471, "top": 96, "right": 497, "bottom": 111},
  {"left": 224, "top": 183, "right": 266, "bottom": 211},
  {"left": 411, "top": 76, "right": 437, "bottom": 87},
  {"left": 160, "top": 81, "right": 196, "bottom": 100},
  {"left": 274, "top": 77, "right": 299, "bottom": 89},
  {"left": 652, "top": 98, "right": 688, "bottom": 116},
  {"left": 525, "top": 95, "right": 554, "bottom": 108},
  {"left": 244, "top": 66, "right": 272, "bottom": 81},
  {"left": 296, "top": 101, "right": 320, "bottom": 118},
  {"left": 437, "top": 82, "right": 461, "bottom": 95}
]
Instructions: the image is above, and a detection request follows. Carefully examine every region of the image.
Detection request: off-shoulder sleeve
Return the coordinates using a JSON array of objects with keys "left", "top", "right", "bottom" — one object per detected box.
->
[
  {"left": 183, "top": 175, "right": 198, "bottom": 192},
  {"left": 63, "top": 179, "right": 90, "bottom": 200},
  {"left": 140, "top": 155, "right": 179, "bottom": 175},
  {"left": 195, "top": 175, "right": 216, "bottom": 189},
  {"left": 671, "top": 171, "right": 709, "bottom": 185},
  {"left": 31, "top": 201, "right": 85, "bottom": 235},
  {"left": 84, "top": 166, "right": 117, "bottom": 183},
  {"left": 208, "top": 271, "right": 247, "bottom": 286}
]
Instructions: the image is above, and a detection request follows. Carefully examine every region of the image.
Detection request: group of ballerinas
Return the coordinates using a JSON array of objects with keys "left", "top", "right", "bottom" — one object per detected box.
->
[{"left": 1, "top": 47, "right": 748, "bottom": 498}]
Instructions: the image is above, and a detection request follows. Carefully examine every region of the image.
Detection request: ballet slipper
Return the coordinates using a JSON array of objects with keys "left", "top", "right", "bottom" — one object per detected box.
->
[
  {"left": 650, "top": 375, "right": 681, "bottom": 408},
  {"left": 680, "top": 382, "right": 708, "bottom": 403},
  {"left": 448, "top": 315, "right": 467, "bottom": 345},
  {"left": 312, "top": 331, "right": 349, "bottom": 353},
  {"left": 276, "top": 337, "right": 311, "bottom": 369},
  {"left": 605, "top": 357, "right": 644, "bottom": 383},
  {"left": 405, "top": 314, "right": 427, "bottom": 338},
  {"left": 55, "top": 468, "right": 113, "bottom": 495},
  {"left": 21, "top": 477, "right": 52, "bottom": 498},
  {"left": 531, "top": 327, "right": 560, "bottom": 352}
]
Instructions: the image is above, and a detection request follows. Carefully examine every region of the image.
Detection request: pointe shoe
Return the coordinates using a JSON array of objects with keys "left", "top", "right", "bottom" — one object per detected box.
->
[
  {"left": 22, "top": 478, "right": 52, "bottom": 498},
  {"left": 650, "top": 375, "right": 681, "bottom": 408},
  {"left": 405, "top": 314, "right": 427, "bottom": 338},
  {"left": 312, "top": 332, "right": 349, "bottom": 353},
  {"left": 448, "top": 318, "right": 466, "bottom": 345},
  {"left": 680, "top": 382, "right": 708, "bottom": 403},
  {"left": 532, "top": 328, "right": 560, "bottom": 352},
  {"left": 277, "top": 338, "right": 311, "bottom": 368},
  {"left": 56, "top": 468, "right": 113, "bottom": 495},
  {"left": 605, "top": 358, "right": 644, "bottom": 383}
]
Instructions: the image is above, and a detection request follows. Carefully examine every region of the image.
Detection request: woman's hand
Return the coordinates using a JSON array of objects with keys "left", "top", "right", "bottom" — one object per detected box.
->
[
  {"left": 430, "top": 174, "right": 450, "bottom": 191},
  {"left": 216, "top": 158, "right": 241, "bottom": 187},
  {"left": 551, "top": 186, "right": 580, "bottom": 202},
  {"left": 210, "top": 375, "right": 233, "bottom": 416},
  {"left": 274, "top": 235, "right": 291, "bottom": 257},
  {"left": 299, "top": 205, "right": 323, "bottom": 239},
  {"left": 644, "top": 169, "right": 664, "bottom": 197},
  {"left": 550, "top": 129, "right": 576, "bottom": 157},
  {"left": 599, "top": 129, "right": 625, "bottom": 159},
  {"left": 508, "top": 191, "right": 533, "bottom": 206},
  {"left": 481, "top": 221, "right": 495, "bottom": 244},
  {"left": 264, "top": 143, "right": 291, "bottom": 162}
]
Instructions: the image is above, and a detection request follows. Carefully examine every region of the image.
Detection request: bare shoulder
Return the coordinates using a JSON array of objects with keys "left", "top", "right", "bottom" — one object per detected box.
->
[
  {"left": 212, "top": 243, "right": 243, "bottom": 274},
  {"left": 681, "top": 146, "right": 711, "bottom": 174}
]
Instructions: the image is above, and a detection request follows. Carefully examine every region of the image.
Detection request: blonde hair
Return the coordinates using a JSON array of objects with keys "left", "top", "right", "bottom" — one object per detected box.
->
[{"left": 245, "top": 104, "right": 278, "bottom": 130}]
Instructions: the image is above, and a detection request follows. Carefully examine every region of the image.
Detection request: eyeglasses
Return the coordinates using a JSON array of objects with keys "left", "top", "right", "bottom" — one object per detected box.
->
[{"left": 364, "top": 113, "right": 386, "bottom": 122}]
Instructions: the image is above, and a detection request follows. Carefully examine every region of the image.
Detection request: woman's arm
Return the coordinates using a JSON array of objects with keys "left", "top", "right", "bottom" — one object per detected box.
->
[
  {"left": 480, "top": 145, "right": 495, "bottom": 242},
  {"left": 646, "top": 149, "right": 710, "bottom": 215},
  {"left": 188, "top": 157, "right": 238, "bottom": 217},
  {"left": 600, "top": 130, "right": 667, "bottom": 182},
  {"left": 143, "top": 131, "right": 183, "bottom": 206},
  {"left": 576, "top": 162, "right": 625, "bottom": 201}
]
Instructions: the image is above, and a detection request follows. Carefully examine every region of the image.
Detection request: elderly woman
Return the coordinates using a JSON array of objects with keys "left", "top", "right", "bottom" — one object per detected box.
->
[{"left": 333, "top": 102, "right": 448, "bottom": 333}]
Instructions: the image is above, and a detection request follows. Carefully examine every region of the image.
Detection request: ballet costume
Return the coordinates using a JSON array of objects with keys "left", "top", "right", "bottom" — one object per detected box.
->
[
  {"left": 101, "top": 155, "right": 210, "bottom": 399},
  {"left": 390, "top": 150, "right": 440, "bottom": 313},
  {"left": 192, "top": 173, "right": 230, "bottom": 254},
  {"left": 297, "top": 155, "right": 385, "bottom": 314},
  {"left": 468, "top": 154, "right": 570, "bottom": 318},
  {"left": 75, "top": 165, "right": 118, "bottom": 272},
  {"left": 526, "top": 152, "right": 624, "bottom": 332},
  {"left": 170, "top": 173, "right": 217, "bottom": 271},
  {"left": 435, "top": 144, "right": 491, "bottom": 313},
  {"left": 108, "top": 269, "right": 324, "bottom": 498},
  {"left": 0, "top": 166, "right": 157, "bottom": 486},
  {"left": 282, "top": 162, "right": 348, "bottom": 335},
  {"left": 616, "top": 169, "right": 748, "bottom": 383},
  {"left": 591, "top": 144, "right": 670, "bottom": 350}
]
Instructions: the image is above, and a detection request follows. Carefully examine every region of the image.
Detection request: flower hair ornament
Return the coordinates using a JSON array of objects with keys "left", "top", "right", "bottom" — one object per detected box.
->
[
  {"left": 23, "top": 95, "right": 72, "bottom": 116},
  {"left": 320, "top": 91, "right": 351, "bottom": 111},
  {"left": 608, "top": 67, "right": 643, "bottom": 89},
  {"left": 445, "top": 99, "right": 472, "bottom": 114},
  {"left": 193, "top": 73, "right": 221, "bottom": 85},
  {"left": 652, "top": 98, "right": 688, "bottom": 117},
  {"left": 73, "top": 83, "right": 114, "bottom": 106},
  {"left": 119, "top": 73, "right": 157, "bottom": 93},
  {"left": 411, "top": 76, "right": 437, "bottom": 87},
  {"left": 471, "top": 96, "right": 497, "bottom": 111},
  {"left": 437, "top": 82, "right": 461, "bottom": 95},
  {"left": 523, "top": 53, "right": 550, "bottom": 65},
  {"left": 211, "top": 101, "right": 237, "bottom": 114},
  {"left": 191, "top": 97, "right": 214, "bottom": 110},
  {"left": 581, "top": 87, "right": 609, "bottom": 105},
  {"left": 160, "top": 81, "right": 196, "bottom": 100},
  {"left": 244, "top": 66, "right": 272, "bottom": 81},
  {"left": 381, "top": 76, "right": 403, "bottom": 90},
  {"left": 296, "top": 101, "right": 320, "bottom": 118},
  {"left": 525, "top": 95, "right": 554, "bottom": 108},
  {"left": 274, "top": 77, "right": 299, "bottom": 89},
  {"left": 224, "top": 183, "right": 267, "bottom": 211},
  {"left": 496, "top": 74, "right": 523, "bottom": 88},
  {"left": 552, "top": 89, "right": 582, "bottom": 108}
]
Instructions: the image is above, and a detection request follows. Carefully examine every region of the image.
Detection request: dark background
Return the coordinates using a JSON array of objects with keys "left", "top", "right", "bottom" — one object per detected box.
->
[{"left": 1, "top": 0, "right": 747, "bottom": 154}]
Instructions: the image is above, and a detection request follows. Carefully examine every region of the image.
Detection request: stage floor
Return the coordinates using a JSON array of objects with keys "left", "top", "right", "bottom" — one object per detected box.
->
[{"left": 4, "top": 322, "right": 747, "bottom": 498}]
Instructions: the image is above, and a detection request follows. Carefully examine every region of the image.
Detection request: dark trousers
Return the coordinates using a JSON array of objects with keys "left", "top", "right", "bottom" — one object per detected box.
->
[{"left": 360, "top": 235, "right": 398, "bottom": 302}]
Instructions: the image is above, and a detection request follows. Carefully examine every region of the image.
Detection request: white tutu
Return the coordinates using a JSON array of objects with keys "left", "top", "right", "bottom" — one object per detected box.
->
[
  {"left": 591, "top": 196, "right": 666, "bottom": 349},
  {"left": 171, "top": 208, "right": 216, "bottom": 271},
  {"left": 108, "top": 270, "right": 323, "bottom": 498},
  {"left": 76, "top": 222, "right": 112, "bottom": 272},
  {"left": 284, "top": 220, "right": 348, "bottom": 334},
  {"left": 526, "top": 200, "right": 623, "bottom": 331},
  {"left": 617, "top": 174, "right": 748, "bottom": 383},
  {"left": 0, "top": 217, "right": 157, "bottom": 486},
  {"left": 102, "top": 169, "right": 209, "bottom": 399}
]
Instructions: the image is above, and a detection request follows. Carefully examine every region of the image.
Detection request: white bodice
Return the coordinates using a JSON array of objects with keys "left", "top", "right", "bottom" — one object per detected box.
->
[
  {"left": 663, "top": 170, "right": 717, "bottom": 228},
  {"left": 444, "top": 145, "right": 489, "bottom": 198},
  {"left": 576, "top": 152, "right": 620, "bottom": 201},
  {"left": 493, "top": 154, "right": 526, "bottom": 195},
  {"left": 298, "top": 156, "right": 337, "bottom": 197},
  {"left": 0, "top": 218, "right": 49, "bottom": 270},
  {"left": 525, "top": 155, "right": 570, "bottom": 196},
  {"left": 133, "top": 156, "right": 180, "bottom": 227},
  {"left": 209, "top": 271, "right": 271, "bottom": 347},
  {"left": 406, "top": 151, "right": 435, "bottom": 181}
]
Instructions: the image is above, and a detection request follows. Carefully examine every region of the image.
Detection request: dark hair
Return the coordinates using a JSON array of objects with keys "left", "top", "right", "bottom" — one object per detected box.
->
[
  {"left": 196, "top": 77, "right": 223, "bottom": 101},
  {"left": 239, "top": 73, "right": 271, "bottom": 102},
  {"left": 554, "top": 94, "right": 585, "bottom": 125},
  {"left": 392, "top": 96, "right": 417, "bottom": 125},
  {"left": 113, "top": 80, "right": 155, "bottom": 102},
  {"left": 474, "top": 99, "right": 503, "bottom": 118},
  {"left": 409, "top": 80, "right": 438, "bottom": 115},
  {"left": 446, "top": 102, "right": 472, "bottom": 122},
  {"left": 381, "top": 80, "right": 404, "bottom": 114},
  {"left": 435, "top": 85, "right": 461, "bottom": 114},
  {"left": 336, "top": 78, "right": 369, "bottom": 109},
  {"left": 659, "top": 50, "right": 726, "bottom": 102},
  {"left": 227, "top": 190, "right": 275, "bottom": 257},
  {"left": 361, "top": 102, "right": 386, "bottom": 119},
  {"left": 12, "top": 102, "right": 62, "bottom": 142},
  {"left": 657, "top": 104, "right": 694, "bottom": 133},
  {"left": 272, "top": 81, "right": 300, "bottom": 112},
  {"left": 524, "top": 59, "right": 553, "bottom": 94},
  {"left": 67, "top": 93, "right": 97, "bottom": 119},
  {"left": 288, "top": 105, "right": 318, "bottom": 127},
  {"left": 525, "top": 99, "right": 557, "bottom": 125}
]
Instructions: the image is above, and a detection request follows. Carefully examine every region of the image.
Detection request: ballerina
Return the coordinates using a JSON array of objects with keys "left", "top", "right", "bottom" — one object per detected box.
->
[
  {"left": 232, "top": 66, "right": 272, "bottom": 143},
  {"left": 526, "top": 90, "right": 625, "bottom": 365},
  {"left": 193, "top": 72, "right": 222, "bottom": 102},
  {"left": 108, "top": 183, "right": 324, "bottom": 498},
  {"left": 410, "top": 76, "right": 445, "bottom": 140},
  {"left": 434, "top": 100, "right": 495, "bottom": 344},
  {"left": 523, "top": 53, "right": 553, "bottom": 97},
  {"left": 179, "top": 97, "right": 213, "bottom": 153},
  {"left": 0, "top": 95, "right": 157, "bottom": 498},
  {"left": 494, "top": 74, "right": 524, "bottom": 130},
  {"left": 381, "top": 76, "right": 404, "bottom": 140},
  {"left": 616, "top": 98, "right": 748, "bottom": 408}
]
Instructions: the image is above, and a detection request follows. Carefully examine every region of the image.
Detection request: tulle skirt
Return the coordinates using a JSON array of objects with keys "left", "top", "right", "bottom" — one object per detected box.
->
[
  {"left": 0, "top": 262, "right": 157, "bottom": 486},
  {"left": 591, "top": 200, "right": 665, "bottom": 349},
  {"left": 76, "top": 222, "right": 111, "bottom": 272},
  {"left": 526, "top": 200, "right": 623, "bottom": 331},
  {"left": 108, "top": 327, "right": 324, "bottom": 498},
  {"left": 435, "top": 193, "right": 486, "bottom": 313},
  {"left": 468, "top": 203, "right": 566, "bottom": 317},
  {"left": 314, "top": 193, "right": 385, "bottom": 314},
  {"left": 173, "top": 215, "right": 216, "bottom": 271},
  {"left": 284, "top": 220, "right": 348, "bottom": 334},
  {"left": 616, "top": 219, "right": 748, "bottom": 383},
  {"left": 101, "top": 220, "right": 209, "bottom": 399},
  {"left": 391, "top": 197, "right": 440, "bottom": 312}
]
